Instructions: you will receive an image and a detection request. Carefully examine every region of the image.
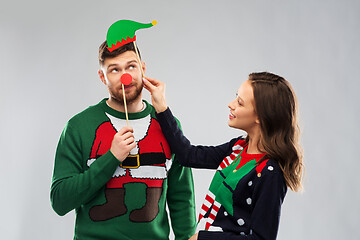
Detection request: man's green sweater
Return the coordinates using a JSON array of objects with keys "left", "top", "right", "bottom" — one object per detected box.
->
[{"left": 51, "top": 99, "right": 196, "bottom": 240}]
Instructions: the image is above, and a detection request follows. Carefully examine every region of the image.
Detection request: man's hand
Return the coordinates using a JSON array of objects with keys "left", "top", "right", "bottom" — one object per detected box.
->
[
  {"left": 142, "top": 76, "right": 168, "bottom": 113},
  {"left": 110, "top": 126, "right": 137, "bottom": 162},
  {"left": 189, "top": 232, "right": 198, "bottom": 240}
]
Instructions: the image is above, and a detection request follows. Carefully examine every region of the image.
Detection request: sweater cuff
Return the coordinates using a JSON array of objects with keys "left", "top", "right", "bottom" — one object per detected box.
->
[
  {"left": 197, "top": 230, "right": 211, "bottom": 240},
  {"left": 155, "top": 106, "right": 172, "bottom": 122},
  {"left": 94, "top": 150, "right": 122, "bottom": 177}
]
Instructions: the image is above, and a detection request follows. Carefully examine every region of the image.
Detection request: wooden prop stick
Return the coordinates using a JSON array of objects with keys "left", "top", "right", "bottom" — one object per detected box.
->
[
  {"left": 133, "top": 41, "right": 145, "bottom": 77},
  {"left": 122, "top": 84, "right": 130, "bottom": 127}
]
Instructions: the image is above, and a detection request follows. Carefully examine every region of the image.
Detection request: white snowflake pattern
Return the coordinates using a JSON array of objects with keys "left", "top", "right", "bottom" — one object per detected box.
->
[{"left": 237, "top": 218, "right": 245, "bottom": 226}]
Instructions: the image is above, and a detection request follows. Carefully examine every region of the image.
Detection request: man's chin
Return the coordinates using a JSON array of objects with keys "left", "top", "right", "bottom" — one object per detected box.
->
[
  {"left": 113, "top": 86, "right": 142, "bottom": 104},
  {"left": 123, "top": 93, "right": 142, "bottom": 105},
  {"left": 127, "top": 86, "right": 143, "bottom": 102}
]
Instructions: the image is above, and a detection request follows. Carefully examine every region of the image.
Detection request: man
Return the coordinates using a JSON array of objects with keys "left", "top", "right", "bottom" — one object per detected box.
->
[{"left": 50, "top": 41, "right": 196, "bottom": 240}]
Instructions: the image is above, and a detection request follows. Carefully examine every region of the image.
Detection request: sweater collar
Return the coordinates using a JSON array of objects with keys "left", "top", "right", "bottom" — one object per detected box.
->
[
  {"left": 100, "top": 98, "right": 152, "bottom": 120},
  {"left": 241, "top": 145, "right": 266, "bottom": 161}
]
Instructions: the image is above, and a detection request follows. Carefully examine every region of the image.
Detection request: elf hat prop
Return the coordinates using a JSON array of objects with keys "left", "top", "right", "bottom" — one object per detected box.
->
[{"left": 106, "top": 20, "right": 157, "bottom": 52}]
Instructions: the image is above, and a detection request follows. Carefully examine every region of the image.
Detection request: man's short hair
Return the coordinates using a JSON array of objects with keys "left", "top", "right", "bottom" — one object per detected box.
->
[{"left": 98, "top": 41, "right": 141, "bottom": 66}]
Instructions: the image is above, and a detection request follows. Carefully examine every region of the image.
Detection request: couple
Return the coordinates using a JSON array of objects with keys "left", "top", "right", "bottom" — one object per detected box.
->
[{"left": 51, "top": 40, "right": 303, "bottom": 240}]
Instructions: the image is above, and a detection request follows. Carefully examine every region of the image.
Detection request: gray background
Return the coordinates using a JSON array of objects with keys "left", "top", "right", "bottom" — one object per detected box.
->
[{"left": 1, "top": 0, "right": 359, "bottom": 239}]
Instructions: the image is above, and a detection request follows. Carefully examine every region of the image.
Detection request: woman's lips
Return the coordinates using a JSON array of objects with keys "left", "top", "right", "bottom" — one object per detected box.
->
[{"left": 229, "top": 112, "right": 235, "bottom": 120}]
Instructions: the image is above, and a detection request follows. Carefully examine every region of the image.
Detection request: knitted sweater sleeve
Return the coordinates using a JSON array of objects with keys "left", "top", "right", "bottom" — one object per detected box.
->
[
  {"left": 50, "top": 121, "right": 120, "bottom": 216},
  {"left": 156, "top": 108, "right": 241, "bottom": 169},
  {"left": 165, "top": 118, "right": 197, "bottom": 240},
  {"left": 167, "top": 157, "right": 197, "bottom": 239}
]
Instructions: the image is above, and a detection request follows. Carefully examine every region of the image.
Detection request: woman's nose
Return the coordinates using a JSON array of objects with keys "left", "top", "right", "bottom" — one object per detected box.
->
[{"left": 228, "top": 99, "right": 235, "bottom": 109}]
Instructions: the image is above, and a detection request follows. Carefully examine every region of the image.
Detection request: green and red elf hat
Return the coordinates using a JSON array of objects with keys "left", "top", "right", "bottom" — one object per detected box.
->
[{"left": 106, "top": 20, "right": 157, "bottom": 52}]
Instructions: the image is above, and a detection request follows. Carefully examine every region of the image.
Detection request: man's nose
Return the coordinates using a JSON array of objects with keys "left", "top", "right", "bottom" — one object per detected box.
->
[
  {"left": 120, "top": 69, "right": 128, "bottom": 75},
  {"left": 121, "top": 73, "right": 133, "bottom": 85}
]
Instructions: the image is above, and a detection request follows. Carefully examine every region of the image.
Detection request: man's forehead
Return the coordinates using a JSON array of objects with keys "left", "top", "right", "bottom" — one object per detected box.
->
[{"left": 104, "top": 51, "right": 138, "bottom": 66}]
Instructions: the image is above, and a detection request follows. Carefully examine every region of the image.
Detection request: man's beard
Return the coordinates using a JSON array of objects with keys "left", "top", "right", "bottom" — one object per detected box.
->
[{"left": 111, "top": 81, "right": 143, "bottom": 106}]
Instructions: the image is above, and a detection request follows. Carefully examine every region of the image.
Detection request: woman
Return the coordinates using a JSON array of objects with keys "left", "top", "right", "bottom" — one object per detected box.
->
[{"left": 143, "top": 72, "right": 304, "bottom": 240}]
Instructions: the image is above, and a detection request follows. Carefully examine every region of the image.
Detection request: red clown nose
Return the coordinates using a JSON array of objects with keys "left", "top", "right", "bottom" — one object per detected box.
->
[{"left": 120, "top": 73, "right": 132, "bottom": 85}]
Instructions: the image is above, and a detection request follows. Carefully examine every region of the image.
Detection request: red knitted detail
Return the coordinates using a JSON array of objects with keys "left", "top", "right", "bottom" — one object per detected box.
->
[
  {"left": 205, "top": 222, "right": 211, "bottom": 230},
  {"left": 202, "top": 205, "right": 210, "bottom": 212},
  {"left": 212, "top": 204, "right": 220, "bottom": 212},
  {"left": 224, "top": 157, "right": 230, "bottom": 165},
  {"left": 209, "top": 213, "right": 216, "bottom": 221},
  {"left": 220, "top": 162, "right": 226, "bottom": 169},
  {"left": 205, "top": 194, "right": 214, "bottom": 202},
  {"left": 256, "top": 159, "right": 269, "bottom": 174},
  {"left": 233, "top": 149, "right": 241, "bottom": 154},
  {"left": 107, "top": 36, "right": 137, "bottom": 52}
]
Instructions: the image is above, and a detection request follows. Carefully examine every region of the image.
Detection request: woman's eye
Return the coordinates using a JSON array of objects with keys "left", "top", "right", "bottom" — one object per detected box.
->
[
  {"left": 128, "top": 65, "right": 135, "bottom": 70},
  {"left": 110, "top": 68, "right": 118, "bottom": 73}
]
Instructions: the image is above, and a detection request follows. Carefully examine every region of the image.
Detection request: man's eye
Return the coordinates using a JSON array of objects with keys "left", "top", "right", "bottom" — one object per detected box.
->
[
  {"left": 128, "top": 65, "right": 136, "bottom": 70},
  {"left": 110, "top": 68, "right": 119, "bottom": 73}
]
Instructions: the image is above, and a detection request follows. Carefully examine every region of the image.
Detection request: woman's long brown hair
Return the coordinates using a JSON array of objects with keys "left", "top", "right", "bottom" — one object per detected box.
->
[{"left": 247, "top": 72, "right": 304, "bottom": 192}]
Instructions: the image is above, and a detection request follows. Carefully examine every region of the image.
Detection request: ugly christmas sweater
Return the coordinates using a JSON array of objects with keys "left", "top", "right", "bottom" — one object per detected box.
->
[
  {"left": 156, "top": 108, "right": 287, "bottom": 240},
  {"left": 51, "top": 99, "right": 196, "bottom": 240}
]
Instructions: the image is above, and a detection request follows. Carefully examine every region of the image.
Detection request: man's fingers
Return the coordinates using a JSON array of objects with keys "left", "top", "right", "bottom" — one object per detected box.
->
[
  {"left": 123, "top": 136, "right": 135, "bottom": 145},
  {"left": 121, "top": 131, "right": 135, "bottom": 141},
  {"left": 128, "top": 141, "right": 137, "bottom": 149},
  {"left": 117, "top": 126, "right": 134, "bottom": 135}
]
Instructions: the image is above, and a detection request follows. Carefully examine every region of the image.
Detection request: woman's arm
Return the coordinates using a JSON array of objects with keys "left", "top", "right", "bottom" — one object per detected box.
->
[
  {"left": 157, "top": 107, "right": 241, "bottom": 169},
  {"left": 143, "top": 76, "right": 241, "bottom": 169}
]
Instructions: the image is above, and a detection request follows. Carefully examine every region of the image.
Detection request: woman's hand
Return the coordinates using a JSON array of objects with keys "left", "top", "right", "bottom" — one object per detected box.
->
[
  {"left": 189, "top": 232, "right": 198, "bottom": 240},
  {"left": 142, "top": 76, "right": 168, "bottom": 113}
]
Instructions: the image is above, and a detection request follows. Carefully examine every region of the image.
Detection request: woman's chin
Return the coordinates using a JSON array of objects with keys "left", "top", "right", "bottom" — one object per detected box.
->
[
  {"left": 228, "top": 121, "right": 235, "bottom": 128},
  {"left": 228, "top": 122, "right": 244, "bottom": 131}
]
